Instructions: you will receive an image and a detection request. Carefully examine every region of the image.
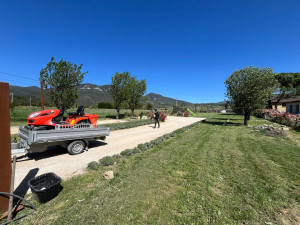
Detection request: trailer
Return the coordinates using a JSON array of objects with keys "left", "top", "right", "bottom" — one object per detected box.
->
[{"left": 11, "top": 124, "right": 110, "bottom": 155}]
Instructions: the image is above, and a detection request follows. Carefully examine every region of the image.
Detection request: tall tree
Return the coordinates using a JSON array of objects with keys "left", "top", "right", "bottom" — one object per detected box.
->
[
  {"left": 128, "top": 77, "right": 147, "bottom": 116},
  {"left": 274, "top": 73, "right": 300, "bottom": 109},
  {"left": 40, "top": 57, "right": 87, "bottom": 110},
  {"left": 109, "top": 72, "right": 132, "bottom": 119},
  {"left": 225, "top": 66, "right": 277, "bottom": 125}
]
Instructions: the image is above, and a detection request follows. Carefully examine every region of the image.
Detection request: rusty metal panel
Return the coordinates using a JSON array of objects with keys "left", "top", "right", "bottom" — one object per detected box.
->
[{"left": 0, "top": 82, "right": 12, "bottom": 212}]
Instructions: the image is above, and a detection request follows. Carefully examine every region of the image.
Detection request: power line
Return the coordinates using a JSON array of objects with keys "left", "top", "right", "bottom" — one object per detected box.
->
[
  {"left": 0, "top": 71, "right": 38, "bottom": 81},
  {"left": 0, "top": 76, "right": 37, "bottom": 85}
]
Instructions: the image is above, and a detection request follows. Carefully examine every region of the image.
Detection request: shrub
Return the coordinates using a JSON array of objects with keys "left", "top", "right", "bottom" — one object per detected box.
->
[
  {"left": 177, "top": 112, "right": 183, "bottom": 117},
  {"left": 150, "top": 140, "right": 157, "bottom": 146},
  {"left": 163, "top": 134, "right": 170, "bottom": 139},
  {"left": 184, "top": 111, "right": 189, "bottom": 117},
  {"left": 144, "top": 142, "right": 153, "bottom": 149},
  {"left": 137, "top": 144, "right": 148, "bottom": 151},
  {"left": 99, "top": 156, "right": 115, "bottom": 166},
  {"left": 124, "top": 111, "right": 130, "bottom": 118},
  {"left": 112, "top": 154, "right": 122, "bottom": 159},
  {"left": 121, "top": 149, "right": 134, "bottom": 156},
  {"left": 140, "top": 111, "right": 144, "bottom": 119},
  {"left": 87, "top": 161, "right": 99, "bottom": 170},
  {"left": 160, "top": 113, "right": 167, "bottom": 121},
  {"left": 133, "top": 147, "right": 141, "bottom": 154}
]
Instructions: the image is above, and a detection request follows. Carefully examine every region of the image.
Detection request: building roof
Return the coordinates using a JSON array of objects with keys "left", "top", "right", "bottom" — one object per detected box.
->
[
  {"left": 282, "top": 96, "right": 300, "bottom": 103},
  {"left": 271, "top": 95, "right": 300, "bottom": 103}
]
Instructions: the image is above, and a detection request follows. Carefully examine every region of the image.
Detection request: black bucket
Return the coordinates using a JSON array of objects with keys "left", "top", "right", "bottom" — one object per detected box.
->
[{"left": 28, "top": 172, "right": 62, "bottom": 203}]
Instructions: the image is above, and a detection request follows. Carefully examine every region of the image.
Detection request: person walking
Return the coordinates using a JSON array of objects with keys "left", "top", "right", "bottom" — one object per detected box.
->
[{"left": 154, "top": 109, "right": 160, "bottom": 128}]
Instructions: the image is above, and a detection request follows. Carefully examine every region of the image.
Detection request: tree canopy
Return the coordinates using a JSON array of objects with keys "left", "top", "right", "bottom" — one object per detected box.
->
[
  {"left": 225, "top": 66, "right": 277, "bottom": 125},
  {"left": 109, "top": 72, "right": 132, "bottom": 119},
  {"left": 128, "top": 77, "right": 147, "bottom": 116},
  {"left": 40, "top": 57, "right": 87, "bottom": 110},
  {"left": 109, "top": 72, "right": 147, "bottom": 118},
  {"left": 273, "top": 72, "right": 300, "bottom": 108}
]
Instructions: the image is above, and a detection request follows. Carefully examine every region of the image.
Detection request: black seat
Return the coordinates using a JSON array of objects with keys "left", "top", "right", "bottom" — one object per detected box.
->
[
  {"left": 68, "top": 106, "right": 85, "bottom": 116},
  {"left": 52, "top": 109, "right": 64, "bottom": 123}
]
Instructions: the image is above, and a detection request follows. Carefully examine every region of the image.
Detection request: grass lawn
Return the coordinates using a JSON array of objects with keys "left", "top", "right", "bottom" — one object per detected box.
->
[{"left": 22, "top": 114, "right": 300, "bottom": 224}]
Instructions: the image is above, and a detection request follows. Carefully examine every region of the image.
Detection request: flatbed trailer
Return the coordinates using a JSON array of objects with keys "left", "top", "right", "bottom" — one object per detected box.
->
[{"left": 11, "top": 124, "right": 110, "bottom": 155}]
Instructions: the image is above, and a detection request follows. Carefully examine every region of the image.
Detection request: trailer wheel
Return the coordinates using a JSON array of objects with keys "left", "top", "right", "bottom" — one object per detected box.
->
[{"left": 67, "top": 140, "right": 85, "bottom": 155}]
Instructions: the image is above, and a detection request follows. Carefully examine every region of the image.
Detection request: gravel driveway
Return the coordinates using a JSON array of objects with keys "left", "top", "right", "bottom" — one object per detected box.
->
[{"left": 14, "top": 116, "right": 204, "bottom": 188}]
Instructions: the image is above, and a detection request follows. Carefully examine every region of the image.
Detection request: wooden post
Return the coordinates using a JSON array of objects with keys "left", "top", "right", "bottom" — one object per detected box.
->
[
  {"left": 41, "top": 81, "right": 44, "bottom": 111},
  {"left": 0, "top": 82, "right": 12, "bottom": 212}
]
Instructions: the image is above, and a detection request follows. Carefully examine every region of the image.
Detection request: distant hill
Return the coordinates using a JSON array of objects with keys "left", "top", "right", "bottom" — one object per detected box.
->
[
  {"left": 9, "top": 83, "right": 195, "bottom": 107},
  {"left": 9, "top": 83, "right": 225, "bottom": 107},
  {"left": 143, "top": 93, "right": 192, "bottom": 107}
]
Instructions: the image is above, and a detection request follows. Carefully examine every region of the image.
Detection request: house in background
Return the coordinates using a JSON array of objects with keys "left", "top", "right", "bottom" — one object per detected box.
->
[
  {"left": 271, "top": 95, "right": 287, "bottom": 112},
  {"left": 284, "top": 96, "right": 300, "bottom": 114}
]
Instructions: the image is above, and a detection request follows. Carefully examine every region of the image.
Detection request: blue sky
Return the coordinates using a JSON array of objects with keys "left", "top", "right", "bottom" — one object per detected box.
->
[{"left": 0, "top": 0, "right": 300, "bottom": 103}]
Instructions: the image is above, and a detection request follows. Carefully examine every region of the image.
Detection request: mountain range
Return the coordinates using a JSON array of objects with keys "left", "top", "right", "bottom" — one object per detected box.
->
[{"left": 9, "top": 83, "right": 224, "bottom": 107}]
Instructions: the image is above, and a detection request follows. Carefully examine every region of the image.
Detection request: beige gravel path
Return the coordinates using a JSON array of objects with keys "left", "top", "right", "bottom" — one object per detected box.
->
[{"left": 14, "top": 116, "right": 204, "bottom": 188}]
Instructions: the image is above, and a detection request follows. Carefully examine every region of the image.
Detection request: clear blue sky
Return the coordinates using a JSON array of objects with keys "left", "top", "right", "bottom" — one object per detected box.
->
[{"left": 1, "top": 0, "right": 300, "bottom": 103}]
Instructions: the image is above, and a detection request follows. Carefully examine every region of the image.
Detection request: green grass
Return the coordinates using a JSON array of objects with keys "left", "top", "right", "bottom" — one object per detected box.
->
[{"left": 21, "top": 114, "right": 300, "bottom": 224}]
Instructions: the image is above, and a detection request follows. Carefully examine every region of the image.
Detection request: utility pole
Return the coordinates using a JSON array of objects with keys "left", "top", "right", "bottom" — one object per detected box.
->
[
  {"left": 30, "top": 97, "right": 32, "bottom": 107},
  {"left": 41, "top": 81, "right": 44, "bottom": 110},
  {"left": 0, "top": 82, "right": 12, "bottom": 212}
]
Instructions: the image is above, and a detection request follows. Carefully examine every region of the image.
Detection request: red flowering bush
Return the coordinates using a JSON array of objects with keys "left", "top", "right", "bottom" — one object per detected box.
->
[
  {"left": 256, "top": 109, "right": 300, "bottom": 127},
  {"left": 160, "top": 113, "right": 167, "bottom": 121}
]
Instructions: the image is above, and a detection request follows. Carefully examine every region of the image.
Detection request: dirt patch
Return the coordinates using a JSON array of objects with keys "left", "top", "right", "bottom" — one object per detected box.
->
[{"left": 279, "top": 206, "right": 300, "bottom": 225}]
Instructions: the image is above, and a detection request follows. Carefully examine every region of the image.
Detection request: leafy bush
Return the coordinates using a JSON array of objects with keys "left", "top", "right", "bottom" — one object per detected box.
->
[
  {"left": 140, "top": 111, "right": 144, "bottom": 119},
  {"left": 133, "top": 147, "right": 141, "bottom": 154},
  {"left": 160, "top": 113, "right": 167, "bottom": 121},
  {"left": 138, "top": 144, "right": 148, "bottom": 151},
  {"left": 144, "top": 142, "right": 153, "bottom": 149},
  {"left": 124, "top": 111, "right": 130, "bottom": 118},
  {"left": 99, "top": 156, "right": 116, "bottom": 166},
  {"left": 112, "top": 154, "right": 122, "bottom": 159},
  {"left": 87, "top": 161, "right": 99, "bottom": 170},
  {"left": 184, "top": 111, "right": 189, "bottom": 117},
  {"left": 121, "top": 149, "right": 134, "bottom": 156},
  {"left": 177, "top": 112, "right": 183, "bottom": 117}
]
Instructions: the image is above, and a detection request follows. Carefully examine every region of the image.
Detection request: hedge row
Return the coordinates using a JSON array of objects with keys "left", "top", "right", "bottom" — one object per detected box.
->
[
  {"left": 104, "top": 119, "right": 154, "bottom": 131},
  {"left": 87, "top": 121, "right": 202, "bottom": 171}
]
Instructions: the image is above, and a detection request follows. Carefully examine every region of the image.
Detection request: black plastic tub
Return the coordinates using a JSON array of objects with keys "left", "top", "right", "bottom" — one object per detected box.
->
[{"left": 28, "top": 172, "right": 62, "bottom": 203}]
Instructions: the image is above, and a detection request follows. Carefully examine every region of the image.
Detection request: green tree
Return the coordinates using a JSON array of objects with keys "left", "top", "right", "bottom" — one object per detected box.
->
[
  {"left": 109, "top": 72, "right": 132, "bottom": 119},
  {"left": 225, "top": 66, "right": 277, "bottom": 125},
  {"left": 146, "top": 103, "right": 153, "bottom": 110},
  {"left": 274, "top": 72, "right": 300, "bottom": 109},
  {"left": 128, "top": 77, "right": 147, "bottom": 116},
  {"left": 40, "top": 57, "right": 87, "bottom": 110}
]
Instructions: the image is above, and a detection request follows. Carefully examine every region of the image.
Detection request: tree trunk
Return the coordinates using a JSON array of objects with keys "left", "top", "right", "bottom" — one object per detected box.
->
[
  {"left": 116, "top": 109, "right": 120, "bottom": 119},
  {"left": 244, "top": 111, "right": 250, "bottom": 126},
  {"left": 244, "top": 113, "right": 248, "bottom": 126},
  {"left": 131, "top": 109, "right": 135, "bottom": 117}
]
